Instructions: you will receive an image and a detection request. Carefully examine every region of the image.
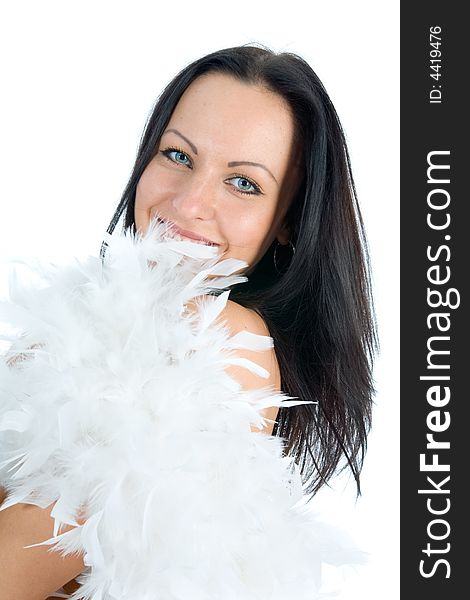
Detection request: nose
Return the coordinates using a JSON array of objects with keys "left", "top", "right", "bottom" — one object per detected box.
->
[{"left": 172, "top": 174, "right": 217, "bottom": 221}]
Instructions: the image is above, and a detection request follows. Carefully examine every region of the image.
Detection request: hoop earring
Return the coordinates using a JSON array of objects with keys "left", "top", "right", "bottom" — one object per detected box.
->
[{"left": 273, "top": 240, "right": 296, "bottom": 275}]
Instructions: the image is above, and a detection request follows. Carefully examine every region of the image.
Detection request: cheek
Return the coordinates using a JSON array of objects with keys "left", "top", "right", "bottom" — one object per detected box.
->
[
  {"left": 227, "top": 210, "right": 277, "bottom": 249},
  {"left": 135, "top": 164, "right": 175, "bottom": 217},
  {"left": 134, "top": 169, "right": 162, "bottom": 233}
]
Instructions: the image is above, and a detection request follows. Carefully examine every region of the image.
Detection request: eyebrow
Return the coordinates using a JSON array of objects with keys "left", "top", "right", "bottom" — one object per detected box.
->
[
  {"left": 162, "top": 128, "right": 278, "bottom": 184},
  {"left": 163, "top": 129, "right": 198, "bottom": 155},
  {"left": 227, "top": 161, "right": 278, "bottom": 184}
]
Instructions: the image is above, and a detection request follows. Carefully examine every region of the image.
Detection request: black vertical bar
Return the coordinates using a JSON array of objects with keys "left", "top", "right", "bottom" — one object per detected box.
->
[{"left": 401, "top": 3, "right": 467, "bottom": 598}]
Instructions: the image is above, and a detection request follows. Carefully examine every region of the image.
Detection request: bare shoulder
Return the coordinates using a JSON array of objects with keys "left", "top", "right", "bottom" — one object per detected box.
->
[
  {"left": 185, "top": 297, "right": 280, "bottom": 434},
  {"left": 215, "top": 299, "right": 281, "bottom": 435},
  {"left": 216, "top": 298, "right": 269, "bottom": 333}
]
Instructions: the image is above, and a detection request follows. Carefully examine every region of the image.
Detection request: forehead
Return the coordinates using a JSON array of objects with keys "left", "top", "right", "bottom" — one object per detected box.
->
[{"left": 167, "top": 73, "right": 296, "bottom": 164}]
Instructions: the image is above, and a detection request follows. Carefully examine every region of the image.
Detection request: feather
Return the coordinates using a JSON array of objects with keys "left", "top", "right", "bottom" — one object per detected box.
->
[
  {"left": 194, "top": 289, "right": 230, "bottom": 333},
  {"left": 226, "top": 329, "right": 274, "bottom": 351},
  {"left": 0, "top": 218, "right": 364, "bottom": 599}
]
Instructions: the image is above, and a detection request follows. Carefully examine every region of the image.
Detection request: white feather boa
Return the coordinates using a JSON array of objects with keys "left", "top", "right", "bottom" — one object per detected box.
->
[{"left": 0, "top": 220, "right": 363, "bottom": 599}]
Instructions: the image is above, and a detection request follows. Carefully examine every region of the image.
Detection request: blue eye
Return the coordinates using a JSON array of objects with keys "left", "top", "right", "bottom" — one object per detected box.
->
[
  {"left": 228, "top": 176, "right": 260, "bottom": 195},
  {"left": 160, "top": 147, "right": 192, "bottom": 168}
]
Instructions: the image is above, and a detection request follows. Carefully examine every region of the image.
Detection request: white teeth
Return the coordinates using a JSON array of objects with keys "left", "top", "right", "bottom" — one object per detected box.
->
[
  {"left": 166, "top": 231, "right": 214, "bottom": 246},
  {"left": 157, "top": 220, "right": 216, "bottom": 245}
]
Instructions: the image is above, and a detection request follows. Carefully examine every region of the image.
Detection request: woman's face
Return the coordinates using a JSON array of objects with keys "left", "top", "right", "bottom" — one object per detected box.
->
[{"left": 135, "top": 72, "right": 300, "bottom": 273}]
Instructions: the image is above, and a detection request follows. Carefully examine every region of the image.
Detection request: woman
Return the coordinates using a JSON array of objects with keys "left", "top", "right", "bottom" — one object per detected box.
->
[
  {"left": 115, "top": 42, "right": 378, "bottom": 494},
  {"left": 0, "top": 44, "right": 377, "bottom": 598}
]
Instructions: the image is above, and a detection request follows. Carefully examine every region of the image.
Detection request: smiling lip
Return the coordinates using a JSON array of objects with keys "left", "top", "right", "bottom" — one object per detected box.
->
[{"left": 157, "top": 218, "right": 220, "bottom": 246}]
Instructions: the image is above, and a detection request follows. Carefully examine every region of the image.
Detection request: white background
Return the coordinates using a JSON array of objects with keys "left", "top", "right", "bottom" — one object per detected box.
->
[{"left": 0, "top": 2, "right": 399, "bottom": 598}]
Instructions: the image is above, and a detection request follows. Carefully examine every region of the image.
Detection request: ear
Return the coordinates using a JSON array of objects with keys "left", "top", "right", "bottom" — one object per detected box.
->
[{"left": 275, "top": 221, "right": 290, "bottom": 245}]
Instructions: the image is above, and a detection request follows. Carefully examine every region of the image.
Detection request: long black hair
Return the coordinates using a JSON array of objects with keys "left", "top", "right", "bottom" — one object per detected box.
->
[{"left": 100, "top": 43, "right": 379, "bottom": 498}]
